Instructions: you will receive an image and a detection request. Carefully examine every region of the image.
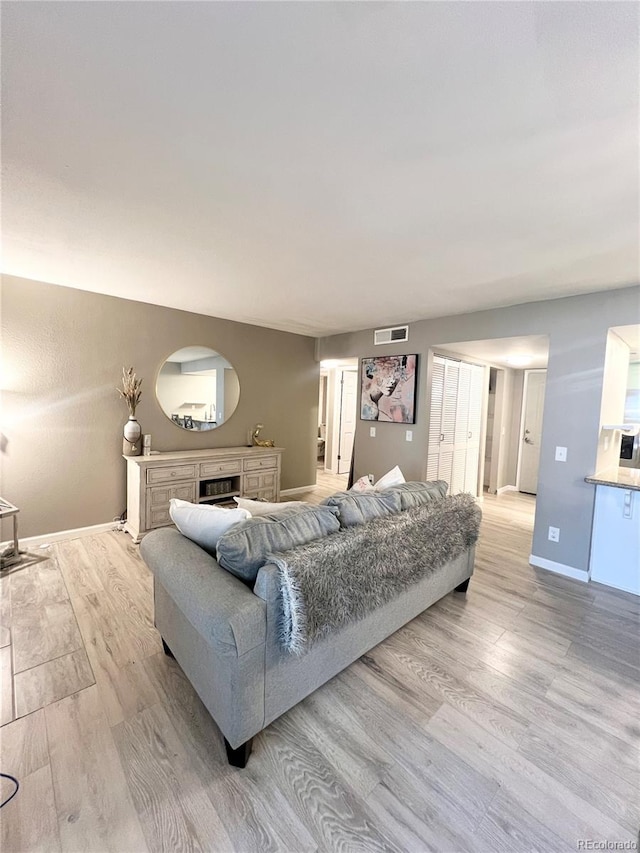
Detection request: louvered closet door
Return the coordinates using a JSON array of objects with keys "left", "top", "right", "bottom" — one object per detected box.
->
[
  {"left": 426, "top": 356, "right": 485, "bottom": 497},
  {"left": 441, "top": 361, "right": 459, "bottom": 450},
  {"left": 426, "top": 358, "right": 445, "bottom": 480},
  {"left": 438, "top": 450, "right": 454, "bottom": 490},
  {"left": 439, "top": 360, "right": 460, "bottom": 489}
]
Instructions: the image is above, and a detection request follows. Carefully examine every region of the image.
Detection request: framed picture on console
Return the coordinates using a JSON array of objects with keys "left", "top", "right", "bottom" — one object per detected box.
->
[{"left": 360, "top": 354, "right": 418, "bottom": 423}]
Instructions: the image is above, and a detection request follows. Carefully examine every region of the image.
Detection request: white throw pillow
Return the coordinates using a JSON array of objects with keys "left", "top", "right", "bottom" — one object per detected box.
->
[
  {"left": 349, "top": 476, "right": 375, "bottom": 493},
  {"left": 233, "top": 497, "right": 309, "bottom": 516},
  {"left": 169, "top": 499, "right": 250, "bottom": 553},
  {"left": 374, "top": 465, "right": 406, "bottom": 491}
]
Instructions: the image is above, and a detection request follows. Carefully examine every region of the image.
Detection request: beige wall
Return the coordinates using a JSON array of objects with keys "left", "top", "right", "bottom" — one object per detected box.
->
[{"left": 1, "top": 275, "right": 319, "bottom": 538}]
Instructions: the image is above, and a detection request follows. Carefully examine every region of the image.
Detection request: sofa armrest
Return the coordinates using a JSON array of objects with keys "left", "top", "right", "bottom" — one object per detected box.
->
[
  {"left": 253, "top": 562, "right": 279, "bottom": 607},
  {"left": 140, "top": 527, "right": 266, "bottom": 657}
]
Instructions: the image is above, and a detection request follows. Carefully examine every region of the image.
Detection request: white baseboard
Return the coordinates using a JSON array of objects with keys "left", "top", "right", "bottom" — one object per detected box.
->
[
  {"left": 1, "top": 521, "right": 117, "bottom": 551},
  {"left": 529, "top": 554, "right": 589, "bottom": 583},
  {"left": 280, "top": 485, "right": 317, "bottom": 497},
  {"left": 497, "top": 484, "right": 518, "bottom": 495}
]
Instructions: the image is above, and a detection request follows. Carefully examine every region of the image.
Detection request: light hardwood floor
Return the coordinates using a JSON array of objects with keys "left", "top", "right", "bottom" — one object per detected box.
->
[{"left": 1, "top": 483, "right": 638, "bottom": 852}]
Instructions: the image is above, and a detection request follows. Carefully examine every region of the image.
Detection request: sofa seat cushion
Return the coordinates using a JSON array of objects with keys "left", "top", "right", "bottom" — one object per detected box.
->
[
  {"left": 216, "top": 504, "right": 340, "bottom": 583},
  {"left": 384, "top": 480, "right": 448, "bottom": 509},
  {"left": 321, "top": 490, "right": 402, "bottom": 527}
]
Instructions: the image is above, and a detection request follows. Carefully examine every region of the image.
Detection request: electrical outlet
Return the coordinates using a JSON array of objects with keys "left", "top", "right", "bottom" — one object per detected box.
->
[
  {"left": 369, "top": 426, "right": 376, "bottom": 437},
  {"left": 555, "top": 446, "right": 568, "bottom": 462},
  {"left": 406, "top": 430, "right": 413, "bottom": 442},
  {"left": 548, "top": 526, "right": 560, "bottom": 542}
]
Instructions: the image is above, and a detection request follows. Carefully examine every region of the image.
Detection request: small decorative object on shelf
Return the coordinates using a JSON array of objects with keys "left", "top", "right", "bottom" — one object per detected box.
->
[
  {"left": 204, "top": 479, "right": 233, "bottom": 496},
  {"left": 251, "top": 423, "right": 275, "bottom": 448},
  {"left": 118, "top": 367, "right": 143, "bottom": 456}
]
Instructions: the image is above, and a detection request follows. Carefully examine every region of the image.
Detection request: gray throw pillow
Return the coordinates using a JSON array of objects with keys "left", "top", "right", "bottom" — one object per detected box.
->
[
  {"left": 383, "top": 480, "right": 448, "bottom": 510},
  {"left": 216, "top": 504, "right": 340, "bottom": 582},
  {"left": 321, "top": 490, "right": 402, "bottom": 527}
]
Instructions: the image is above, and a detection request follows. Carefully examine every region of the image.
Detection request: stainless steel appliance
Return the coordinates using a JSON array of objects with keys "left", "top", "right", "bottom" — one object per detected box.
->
[{"left": 620, "top": 431, "right": 640, "bottom": 468}]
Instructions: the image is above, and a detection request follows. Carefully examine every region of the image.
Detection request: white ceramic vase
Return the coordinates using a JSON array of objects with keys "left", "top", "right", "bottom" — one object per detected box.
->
[{"left": 123, "top": 416, "right": 142, "bottom": 456}]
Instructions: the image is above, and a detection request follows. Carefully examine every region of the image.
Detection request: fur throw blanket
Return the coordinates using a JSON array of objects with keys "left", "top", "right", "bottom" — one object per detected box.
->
[{"left": 268, "top": 493, "right": 481, "bottom": 655}]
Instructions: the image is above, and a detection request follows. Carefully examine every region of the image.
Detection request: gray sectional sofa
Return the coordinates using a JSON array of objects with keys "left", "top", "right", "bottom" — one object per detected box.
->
[{"left": 140, "top": 482, "right": 480, "bottom": 767}]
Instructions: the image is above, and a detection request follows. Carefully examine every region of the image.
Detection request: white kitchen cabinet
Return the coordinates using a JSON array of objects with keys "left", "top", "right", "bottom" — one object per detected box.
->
[{"left": 588, "top": 474, "right": 640, "bottom": 596}]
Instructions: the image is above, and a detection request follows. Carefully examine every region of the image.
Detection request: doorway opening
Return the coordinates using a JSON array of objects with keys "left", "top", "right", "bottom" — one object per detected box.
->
[
  {"left": 427, "top": 336, "right": 549, "bottom": 558},
  {"left": 319, "top": 359, "right": 358, "bottom": 477}
]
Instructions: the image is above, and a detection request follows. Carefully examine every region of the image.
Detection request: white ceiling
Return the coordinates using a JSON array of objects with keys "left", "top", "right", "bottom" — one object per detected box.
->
[
  {"left": 2, "top": 2, "right": 638, "bottom": 337},
  {"left": 437, "top": 335, "right": 549, "bottom": 369}
]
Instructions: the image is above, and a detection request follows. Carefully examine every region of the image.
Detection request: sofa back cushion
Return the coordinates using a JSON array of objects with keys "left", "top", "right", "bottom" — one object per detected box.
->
[
  {"left": 234, "top": 497, "right": 311, "bottom": 516},
  {"left": 216, "top": 504, "right": 340, "bottom": 583},
  {"left": 384, "top": 480, "right": 448, "bottom": 510},
  {"left": 321, "top": 490, "right": 402, "bottom": 527}
]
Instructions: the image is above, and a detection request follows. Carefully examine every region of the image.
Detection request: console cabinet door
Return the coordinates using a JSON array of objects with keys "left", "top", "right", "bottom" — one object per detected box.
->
[
  {"left": 146, "top": 483, "right": 196, "bottom": 529},
  {"left": 243, "top": 471, "right": 277, "bottom": 501}
]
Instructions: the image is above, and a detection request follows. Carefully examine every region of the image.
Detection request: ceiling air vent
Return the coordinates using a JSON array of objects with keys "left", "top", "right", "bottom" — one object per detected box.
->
[{"left": 374, "top": 325, "right": 409, "bottom": 345}]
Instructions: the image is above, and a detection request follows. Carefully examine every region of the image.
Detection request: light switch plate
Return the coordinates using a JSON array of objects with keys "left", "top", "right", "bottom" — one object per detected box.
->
[
  {"left": 369, "top": 426, "right": 376, "bottom": 438},
  {"left": 555, "top": 446, "right": 568, "bottom": 462},
  {"left": 406, "top": 430, "right": 413, "bottom": 442}
]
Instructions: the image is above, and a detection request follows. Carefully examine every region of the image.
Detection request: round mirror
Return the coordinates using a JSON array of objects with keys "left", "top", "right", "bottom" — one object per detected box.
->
[{"left": 156, "top": 346, "right": 240, "bottom": 431}]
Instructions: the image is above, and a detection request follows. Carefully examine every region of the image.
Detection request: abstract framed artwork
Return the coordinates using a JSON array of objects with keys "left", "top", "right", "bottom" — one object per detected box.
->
[{"left": 360, "top": 354, "right": 418, "bottom": 423}]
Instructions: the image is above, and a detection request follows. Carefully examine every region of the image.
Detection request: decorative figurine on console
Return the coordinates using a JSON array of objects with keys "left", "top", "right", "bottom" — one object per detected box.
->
[{"left": 250, "top": 424, "right": 275, "bottom": 448}]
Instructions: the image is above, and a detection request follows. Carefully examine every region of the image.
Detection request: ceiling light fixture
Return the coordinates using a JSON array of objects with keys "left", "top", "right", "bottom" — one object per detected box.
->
[{"left": 506, "top": 355, "right": 533, "bottom": 367}]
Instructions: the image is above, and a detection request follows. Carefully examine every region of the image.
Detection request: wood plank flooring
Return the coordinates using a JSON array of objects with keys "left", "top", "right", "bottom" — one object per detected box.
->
[{"left": 1, "top": 482, "right": 638, "bottom": 852}]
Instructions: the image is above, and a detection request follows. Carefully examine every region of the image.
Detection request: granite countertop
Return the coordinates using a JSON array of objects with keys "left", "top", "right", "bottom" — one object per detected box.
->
[{"left": 585, "top": 467, "right": 640, "bottom": 492}]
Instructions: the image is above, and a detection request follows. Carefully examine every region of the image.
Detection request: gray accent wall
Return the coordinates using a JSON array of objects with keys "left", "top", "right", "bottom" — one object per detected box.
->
[
  {"left": 1, "top": 275, "right": 319, "bottom": 538},
  {"left": 318, "top": 286, "right": 640, "bottom": 574}
]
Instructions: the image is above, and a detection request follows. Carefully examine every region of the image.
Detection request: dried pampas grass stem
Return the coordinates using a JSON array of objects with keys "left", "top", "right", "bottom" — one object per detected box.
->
[{"left": 117, "top": 367, "right": 142, "bottom": 416}]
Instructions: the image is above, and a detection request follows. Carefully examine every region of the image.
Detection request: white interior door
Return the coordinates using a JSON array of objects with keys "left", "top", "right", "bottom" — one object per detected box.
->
[
  {"left": 337, "top": 370, "right": 357, "bottom": 475},
  {"left": 451, "top": 363, "right": 470, "bottom": 493},
  {"left": 517, "top": 370, "right": 547, "bottom": 495},
  {"left": 464, "top": 364, "right": 484, "bottom": 494}
]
